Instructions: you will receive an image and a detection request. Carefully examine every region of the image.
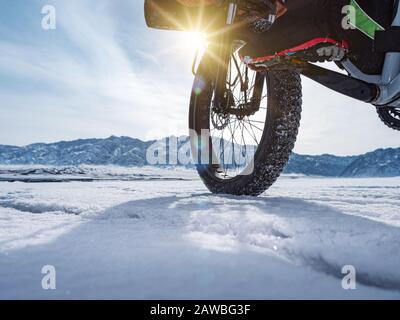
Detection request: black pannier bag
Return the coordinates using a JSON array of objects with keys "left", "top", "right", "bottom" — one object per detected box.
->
[{"left": 144, "top": 0, "right": 224, "bottom": 32}]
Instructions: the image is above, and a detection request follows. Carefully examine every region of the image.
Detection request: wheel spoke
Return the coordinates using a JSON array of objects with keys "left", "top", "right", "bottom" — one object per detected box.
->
[{"left": 208, "top": 51, "right": 268, "bottom": 179}]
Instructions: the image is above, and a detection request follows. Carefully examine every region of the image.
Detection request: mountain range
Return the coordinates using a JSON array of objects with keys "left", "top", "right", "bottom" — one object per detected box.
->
[{"left": 0, "top": 136, "right": 399, "bottom": 177}]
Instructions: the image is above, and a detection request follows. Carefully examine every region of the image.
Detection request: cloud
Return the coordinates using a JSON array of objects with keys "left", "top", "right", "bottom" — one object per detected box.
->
[{"left": 0, "top": 0, "right": 191, "bottom": 145}]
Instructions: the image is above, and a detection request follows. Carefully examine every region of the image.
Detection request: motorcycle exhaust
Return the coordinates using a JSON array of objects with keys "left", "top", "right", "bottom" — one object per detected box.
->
[{"left": 300, "top": 63, "right": 379, "bottom": 103}]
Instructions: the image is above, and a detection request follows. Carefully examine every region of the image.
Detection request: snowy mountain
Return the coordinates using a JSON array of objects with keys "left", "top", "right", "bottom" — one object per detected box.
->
[
  {"left": 0, "top": 136, "right": 153, "bottom": 166},
  {"left": 340, "top": 148, "right": 400, "bottom": 177},
  {"left": 0, "top": 136, "right": 399, "bottom": 177},
  {"left": 284, "top": 154, "right": 358, "bottom": 177}
]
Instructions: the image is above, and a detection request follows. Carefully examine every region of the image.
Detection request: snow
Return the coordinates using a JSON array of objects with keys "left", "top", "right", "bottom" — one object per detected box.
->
[
  {"left": 0, "top": 165, "right": 197, "bottom": 183},
  {"left": 0, "top": 168, "right": 399, "bottom": 299}
]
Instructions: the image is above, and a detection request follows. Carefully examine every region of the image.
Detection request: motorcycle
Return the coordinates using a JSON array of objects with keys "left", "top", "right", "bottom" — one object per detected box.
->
[{"left": 144, "top": 0, "right": 400, "bottom": 196}]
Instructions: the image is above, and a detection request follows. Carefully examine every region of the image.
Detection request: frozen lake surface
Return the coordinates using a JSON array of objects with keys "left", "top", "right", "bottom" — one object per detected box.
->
[{"left": 0, "top": 168, "right": 399, "bottom": 299}]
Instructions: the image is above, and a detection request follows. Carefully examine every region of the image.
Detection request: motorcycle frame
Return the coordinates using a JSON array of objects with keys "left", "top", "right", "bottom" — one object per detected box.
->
[{"left": 341, "top": 0, "right": 400, "bottom": 107}]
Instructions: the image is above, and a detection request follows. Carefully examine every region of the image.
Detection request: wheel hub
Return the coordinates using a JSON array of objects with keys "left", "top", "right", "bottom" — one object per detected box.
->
[{"left": 212, "top": 89, "right": 260, "bottom": 126}]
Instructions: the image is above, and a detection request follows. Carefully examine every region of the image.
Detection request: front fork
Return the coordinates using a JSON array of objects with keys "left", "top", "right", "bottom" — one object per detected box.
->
[{"left": 212, "top": 2, "right": 238, "bottom": 111}]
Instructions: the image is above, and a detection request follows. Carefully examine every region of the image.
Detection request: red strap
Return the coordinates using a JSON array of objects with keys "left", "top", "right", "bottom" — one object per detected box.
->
[{"left": 245, "top": 38, "right": 349, "bottom": 63}]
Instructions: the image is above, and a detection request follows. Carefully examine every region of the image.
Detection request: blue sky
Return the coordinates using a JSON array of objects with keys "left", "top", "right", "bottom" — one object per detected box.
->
[{"left": 0, "top": 0, "right": 399, "bottom": 155}]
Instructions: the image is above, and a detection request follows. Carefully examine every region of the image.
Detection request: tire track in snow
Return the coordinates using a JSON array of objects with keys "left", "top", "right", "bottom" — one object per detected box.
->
[
  {"left": 177, "top": 195, "right": 400, "bottom": 292},
  {"left": 298, "top": 254, "right": 400, "bottom": 291},
  {"left": 0, "top": 192, "right": 83, "bottom": 215}
]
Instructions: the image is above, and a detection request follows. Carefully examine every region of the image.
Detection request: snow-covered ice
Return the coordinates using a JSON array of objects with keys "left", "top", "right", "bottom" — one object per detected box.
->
[{"left": 0, "top": 168, "right": 399, "bottom": 299}]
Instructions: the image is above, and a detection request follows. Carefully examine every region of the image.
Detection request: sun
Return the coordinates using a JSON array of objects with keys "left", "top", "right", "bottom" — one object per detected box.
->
[{"left": 180, "top": 31, "right": 208, "bottom": 53}]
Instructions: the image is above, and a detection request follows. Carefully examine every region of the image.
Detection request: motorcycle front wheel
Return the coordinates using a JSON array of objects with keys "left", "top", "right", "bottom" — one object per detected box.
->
[{"left": 189, "top": 50, "right": 303, "bottom": 196}]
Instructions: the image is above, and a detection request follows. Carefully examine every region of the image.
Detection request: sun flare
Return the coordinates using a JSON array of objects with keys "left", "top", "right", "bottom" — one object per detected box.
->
[{"left": 181, "top": 31, "right": 208, "bottom": 52}]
